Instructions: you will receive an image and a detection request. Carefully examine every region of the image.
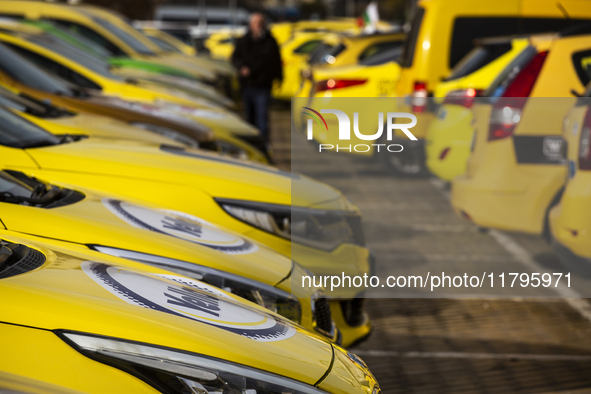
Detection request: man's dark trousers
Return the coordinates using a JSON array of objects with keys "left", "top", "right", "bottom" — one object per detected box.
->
[{"left": 242, "top": 85, "right": 271, "bottom": 143}]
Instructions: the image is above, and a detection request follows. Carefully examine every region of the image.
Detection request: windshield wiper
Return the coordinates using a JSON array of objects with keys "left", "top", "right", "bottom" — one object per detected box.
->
[{"left": 0, "top": 184, "right": 62, "bottom": 206}]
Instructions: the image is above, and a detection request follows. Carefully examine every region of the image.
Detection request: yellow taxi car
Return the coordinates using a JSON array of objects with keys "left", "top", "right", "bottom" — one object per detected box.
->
[
  {"left": 0, "top": 31, "right": 267, "bottom": 162},
  {"left": 292, "top": 49, "right": 402, "bottom": 162},
  {"left": 425, "top": 37, "right": 531, "bottom": 181},
  {"left": 0, "top": 105, "right": 373, "bottom": 347},
  {"left": 0, "top": 232, "right": 380, "bottom": 394},
  {"left": 80, "top": 5, "right": 237, "bottom": 83},
  {"left": 549, "top": 88, "right": 591, "bottom": 271},
  {"left": 0, "top": 1, "right": 220, "bottom": 82},
  {"left": 396, "top": 0, "right": 591, "bottom": 174},
  {"left": 204, "top": 29, "right": 244, "bottom": 61},
  {"left": 0, "top": 169, "right": 338, "bottom": 342},
  {"left": 308, "top": 32, "right": 404, "bottom": 69},
  {"left": 452, "top": 32, "right": 591, "bottom": 236},
  {"left": 273, "top": 31, "right": 327, "bottom": 100},
  {"left": 141, "top": 26, "right": 197, "bottom": 56}
]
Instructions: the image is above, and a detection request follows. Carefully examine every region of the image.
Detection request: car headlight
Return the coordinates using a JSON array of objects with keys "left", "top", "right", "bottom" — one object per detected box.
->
[
  {"left": 89, "top": 246, "right": 301, "bottom": 324},
  {"left": 215, "top": 199, "right": 365, "bottom": 251},
  {"left": 130, "top": 122, "right": 200, "bottom": 148},
  {"left": 215, "top": 140, "right": 250, "bottom": 160},
  {"left": 59, "top": 332, "right": 330, "bottom": 394}
]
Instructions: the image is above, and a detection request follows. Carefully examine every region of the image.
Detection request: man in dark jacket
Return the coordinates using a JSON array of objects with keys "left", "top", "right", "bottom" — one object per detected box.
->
[{"left": 231, "top": 13, "right": 282, "bottom": 151}]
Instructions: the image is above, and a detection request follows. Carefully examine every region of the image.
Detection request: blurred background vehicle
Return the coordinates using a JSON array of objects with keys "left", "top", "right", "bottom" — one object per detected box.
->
[
  {"left": 425, "top": 37, "right": 531, "bottom": 181},
  {"left": 452, "top": 31, "right": 591, "bottom": 236},
  {"left": 549, "top": 85, "right": 591, "bottom": 274}
]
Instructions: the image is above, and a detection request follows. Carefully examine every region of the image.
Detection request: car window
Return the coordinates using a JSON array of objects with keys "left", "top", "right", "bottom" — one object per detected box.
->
[
  {"left": 450, "top": 17, "right": 591, "bottom": 69},
  {"left": 293, "top": 39, "right": 322, "bottom": 54},
  {"left": 307, "top": 42, "right": 334, "bottom": 64},
  {"left": 0, "top": 43, "right": 73, "bottom": 95},
  {"left": 313, "top": 42, "right": 346, "bottom": 65},
  {"left": 358, "top": 41, "right": 402, "bottom": 62},
  {"left": 485, "top": 45, "right": 537, "bottom": 97},
  {"left": 0, "top": 106, "right": 59, "bottom": 148},
  {"left": 25, "top": 33, "right": 121, "bottom": 80},
  {"left": 90, "top": 15, "right": 156, "bottom": 56},
  {"left": 573, "top": 49, "right": 591, "bottom": 87},
  {"left": 446, "top": 42, "right": 512, "bottom": 81},
  {"left": 147, "top": 35, "right": 181, "bottom": 53},
  {"left": 399, "top": 6, "right": 424, "bottom": 68},
  {"left": 45, "top": 19, "right": 127, "bottom": 57},
  {"left": 359, "top": 46, "right": 401, "bottom": 66},
  {"left": 5, "top": 43, "right": 102, "bottom": 90},
  {"left": 0, "top": 171, "right": 32, "bottom": 197}
]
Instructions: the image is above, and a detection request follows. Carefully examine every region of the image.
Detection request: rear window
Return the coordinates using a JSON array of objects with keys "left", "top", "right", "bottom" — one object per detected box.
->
[
  {"left": 358, "top": 40, "right": 402, "bottom": 62},
  {"left": 450, "top": 17, "right": 591, "bottom": 69},
  {"left": 399, "top": 6, "right": 424, "bottom": 68},
  {"left": 359, "top": 47, "right": 401, "bottom": 66},
  {"left": 308, "top": 42, "right": 334, "bottom": 64},
  {"left": 293, "top": 39, "right": 322, "bottom": 54},
  {"left": 485, "top": 45, "right": 537, "bottom": 97},
  {"left": 573, "top": 49, "right": 591, "bottom": 87},
  {"left": 446, "top": 42, "right": 512, "bottom": 81},
  {"left": 320, "top": 43, "right": 346, "bottom": 63}
]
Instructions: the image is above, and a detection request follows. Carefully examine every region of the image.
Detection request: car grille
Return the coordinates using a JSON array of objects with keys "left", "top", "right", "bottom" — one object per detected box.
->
[
  {"left": 340, "top": 297, "right": 366, "bottom": 327},
  {"left": 314, "top": 296, "right": 333, "bottom": 335}
]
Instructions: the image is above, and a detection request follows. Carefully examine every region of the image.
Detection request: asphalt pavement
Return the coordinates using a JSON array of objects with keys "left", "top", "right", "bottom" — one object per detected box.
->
[{"left": 270, "top": 107, "right": 591, "bottom": 393}]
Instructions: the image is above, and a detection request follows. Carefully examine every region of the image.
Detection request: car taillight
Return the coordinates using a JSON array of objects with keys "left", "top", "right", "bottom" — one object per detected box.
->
[
  {"left": 411, "top": 81, "right": 428, "bottom": 112},
  {"left": 487, "top": 51, "right": 548, "bottom": 141},
  {"left": 578, "top": 108, "right": 591, "bottom": 170},
  {"left": 442, "top": 88, "right": 483, "bottom": 108},
  {"left": 315, "top": 78, "right": 367, "bottom": 92},
  {"left": 502, "top": 51, "right": 548, "bottom": 98},
  {"left": 488, "top": 98, "right": 526, "bottom": 141}
]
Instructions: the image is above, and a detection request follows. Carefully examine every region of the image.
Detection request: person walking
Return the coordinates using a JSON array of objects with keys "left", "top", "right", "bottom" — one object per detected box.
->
[{"left": 231, "top": 13, "right": 282, "bottom": 157}]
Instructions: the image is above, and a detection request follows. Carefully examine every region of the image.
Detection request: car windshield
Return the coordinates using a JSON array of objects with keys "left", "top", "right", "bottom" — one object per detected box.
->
[
  {"left": 0, "top": 43, "right": 74, "bottom": 96},
  {"left": 0, "top": 86, "right": 74, "bottom": 119},
  {"left": 25, "top": 32, "right": 123, "bottom": 80},
  {"left": 446, "top": 42, "right": 513, "bottom": 81},
  {"left": 147, "top": 35, "right": 181, "bottom": 53},
  {"left": 44, "top": 22, "right": 113, "bottom": 59},
  {"left": 0, "top": 171, "right": 32, "bottom": 198},
  {"left": 89, "top": 14, "right": 156, "bottom": 56},
  {"left": 0, "top": 105, "right": 60, "bottom": 148}
]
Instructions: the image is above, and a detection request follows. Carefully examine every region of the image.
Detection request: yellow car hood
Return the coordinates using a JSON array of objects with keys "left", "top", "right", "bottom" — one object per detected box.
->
[
  {"left": 0, "top": 233, "right": 334, "bottom": 385},
  {"left": 0, "top": 189, "right": 293, "bottom": 285},
  {"left": 23, "top": 139, "right": 352, "bottom": 209}
]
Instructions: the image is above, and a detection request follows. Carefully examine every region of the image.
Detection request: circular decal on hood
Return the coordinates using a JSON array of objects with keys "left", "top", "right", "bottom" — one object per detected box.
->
[
  {"left": 103, "top": 198, "right": 258, "bottom": 255},
  {"left": 82, "top": 262, "right": 295, "bottom": 342}
]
